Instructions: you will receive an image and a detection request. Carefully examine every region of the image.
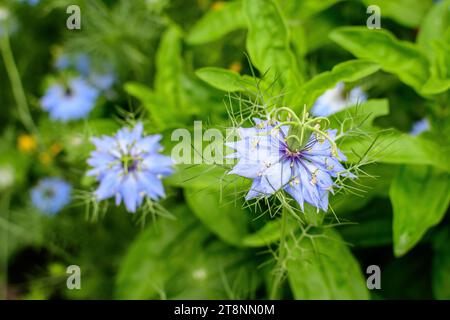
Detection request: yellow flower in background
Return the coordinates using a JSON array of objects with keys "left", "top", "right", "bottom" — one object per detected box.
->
[
  {"left": 229, "top": 61, "right": 242, "bottom": 73},
  {"left": 211, "top": 1, "right": 225, "bottom": 11},
  {"left": 17, "top": 134, "right": 37, "bottom": 152}
]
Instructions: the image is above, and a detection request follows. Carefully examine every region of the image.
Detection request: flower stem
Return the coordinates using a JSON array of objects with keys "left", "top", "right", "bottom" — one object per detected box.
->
[
  {"left": 269, "top": 208, "right": 288, "bottom": 299},
  {"left": 1, "top": 33, "right": 37, "bottom": 134}
]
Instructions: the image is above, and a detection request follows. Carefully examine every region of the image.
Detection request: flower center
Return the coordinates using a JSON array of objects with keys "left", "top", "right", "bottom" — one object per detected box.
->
[
  {"left": 43, "top": 188, "right": 55, "bottom": 199},
  {"left": 121, "top": 155, "right": 140, "bottom": 174},
  {"left": 281, "top": 142, "right": 303, "bottom": 162}
]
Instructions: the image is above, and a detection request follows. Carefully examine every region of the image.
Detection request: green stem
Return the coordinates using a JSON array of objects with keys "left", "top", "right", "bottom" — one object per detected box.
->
[
  {"left": 1, "top": 33, "right": 37, "bottom": 134},
  {"left": 269, "top": 209, "right": 288, "bottom": 299}
]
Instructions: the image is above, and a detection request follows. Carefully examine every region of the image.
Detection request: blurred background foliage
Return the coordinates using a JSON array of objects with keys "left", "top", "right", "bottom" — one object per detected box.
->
[{"left": 0, "top": 0, "right": 449, "bottom": 300}]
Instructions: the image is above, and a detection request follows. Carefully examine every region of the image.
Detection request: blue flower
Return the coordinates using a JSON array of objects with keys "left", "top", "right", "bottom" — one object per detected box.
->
[
  {"left": 226, "top": 119, "right": 354, "bottom": 212},
  {"left": 87, "top": 122, "right": 173, "bottom": 213},
  {"left": 20, "top": 0, "right": 40, "bottom": 5},
  {"left": 31, "top": 178, "right": 72, "bottom": 215},
  {"left": 90, "top": 71, "right": 115, "bottom": 91},
  {"left": 410, "top": 118, "right": 430, "bottom": 136},
  {"left": 311, "top": 82, "right": 367, "bottom": 117},
  {"left": 41, "top": 77, "right": 99, "bottom": 122},
  {"left": 55, "top": 53, "right": 91, "bottom": 75}
]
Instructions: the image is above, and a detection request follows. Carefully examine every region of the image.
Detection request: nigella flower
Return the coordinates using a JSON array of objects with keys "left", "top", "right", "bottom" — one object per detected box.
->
[
  {"left": 41, "top": 77, "right": 99, "bottom": 122},
  {"left": 31, "top": 178, "right": 72, "bottom": 215},
  {"left": 87, "top": 122, "right": 173, "bottom": 213},
  {"left": 311, "top": 82, "right": 367, "bottom": 117},
  {"left": 20, "top": 0, "right": 40, "bottom": 5},
  {"left": 410, "top": 118, "right": 430, "bottom": 136},
  {"left": 226, "top": 119, "right": 354, "bottom": 211},
  {"left": 90, "top": 71, "right": 115, "bottom": 91},
  {"left": 55, "top": 53, "right": 91, "bottom": 76}
]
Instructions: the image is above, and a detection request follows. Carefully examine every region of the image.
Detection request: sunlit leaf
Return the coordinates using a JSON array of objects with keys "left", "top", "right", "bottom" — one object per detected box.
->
[
  {"left": 286, "top": 228, "right": 369, "bottom": 299},
  {"left": 390, "top": 165, "right": 450, "bottom": 257},
  {"left": 186, "top": 1, "right": 246, "bottom": 45},
  {"left": 330, "top": 27, "right": 430, "bottom": 92}
]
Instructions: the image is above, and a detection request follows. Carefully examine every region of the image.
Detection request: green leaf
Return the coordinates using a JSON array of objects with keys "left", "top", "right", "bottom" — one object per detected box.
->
[
  {"left": 330, "top": 27, "right": 430, "bottom": 92},
  {"left": 186, "top": 1, "right": 246, "bottom": 45},
  {"left": 244, "top": 0, "right": 303, "bottom": 92},
  {"left": 278, "top": 0, "right": 344, "bottom": 20},
  {"left": 124, "top": 82, "right": 183, "bottom": 129},
  {"left": 417, "top": 0, "right": 450, "bottom": 52},
  {"left": 330, "top": 98, "right": 389, "bottom": 130},
  {"left": 390, "top": 165, "right": 450, "bottom": 257},
  {"left": 343, "top": 131, "right": 450, "bottom": 172},
  {"left": 332, "top": 100, "right": 450, "bottom": 171},
  {"left": 339, "top": 199, "right": 393, "bottom": 248},
  {"left": 155, "top": 25, "right": 183, "bottom": 109},
  {"left": 195, "top": 67, "right": 259, "bottom": 92},
  {"left": 432, "top": 230, "right": 450, "bottom": 299},
  {"left": 286, "top": 228, "right": 369, "bottom": 299},
  {"left": 242, "top": 215, "right": 299, "bottom": 247},
  {"left": 294, "top": 60, "right": 380, "bottom": 109},
  {"left": 184, "top": 187, "right": 249, "bottom": 246},
  {"left": 165, "top": 164, "right": 237, "bottom": 189},
  {"left": 362, "top": 0, "right": 433, "bottom": 28},
  {"left": 116, "top": 208, "right": 206, "bottom": 299},
  {"left": 422, "top": 40, "right": 450, "bottom": 95},
  {"left": 116, "top": 207, "right": 258, "bottom": 299}
]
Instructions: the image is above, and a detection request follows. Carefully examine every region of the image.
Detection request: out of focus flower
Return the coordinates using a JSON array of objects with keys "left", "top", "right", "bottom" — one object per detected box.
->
[
  {"left": 55, "top": 53, "right": 91, "bottom": 76},
  {"left": 311, "top": 82, "right": 367, "bottom": 117},
  {"left": 211, "top": 1, "right": 225, "bottom": 10},
  {"left": 410, "top": 118, "right": 430, "bottom": 136},
  {"left": 229, "top": 61, "right": 242, "bottom": 73},
  {"left": 90, "top": 71, "right": 115, "bottom": 91},
  {"left": 87, "top": 122, "right": 173, "bottom": 213},
  {"left": 31, "top": 178, "right": 72, "bottom": 215},
  {"left": 17, "top": 134, "right": 37, "bottom": 152},
  {"left": 55, "top": 53, "right": 116, "bottom": 91},
  {"left": 0, "top": 165, "right": 14, "bottom": 190},
  {"left": 226, "top": 118, "right": 354, "bottom": 212},
  {"left": 41, "top": 77, "right": 99, "bottom": 122},
  {"left": 20, "top": 0, "right": 40, "bottom": 5}
]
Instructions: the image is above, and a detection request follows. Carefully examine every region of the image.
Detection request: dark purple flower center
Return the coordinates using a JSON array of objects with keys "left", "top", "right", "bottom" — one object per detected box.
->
[
  {"left": 121, "top": 155, "right": 140, "bottom": 173},
  {"left": 64, "top": 87, "right": 74, "bottom": 97},
  {"left": 43, "top": 188, "right": 55, "bottom": 199},
  {"left": 280, "top": 141, "right": 303, "bottom": 162}
]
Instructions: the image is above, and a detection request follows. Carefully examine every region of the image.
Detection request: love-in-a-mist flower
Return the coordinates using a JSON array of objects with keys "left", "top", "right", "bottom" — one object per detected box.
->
[
  {"left": 31, "top": 178, "right": 72, "bottom": 215},
  {"left": 87, "top": 122, "right": 173, "bottom": 213},
  {"left": 410, "top": 118, "right": 430, "bottom": 136},
  {"left": 226, "top": 118, "right": 354, "bottom": 212},
  {"left": 55, "top": 53, "right": 91, "bottom": 75},
  {"left": 311, "top": 82, "right": 367, "bottom": 117},
  {"left": 20, "top": 0, "right": 40, "bottom": 5},
  {"left": 41, "top": 77, "right": 99, "bottom": 122}
]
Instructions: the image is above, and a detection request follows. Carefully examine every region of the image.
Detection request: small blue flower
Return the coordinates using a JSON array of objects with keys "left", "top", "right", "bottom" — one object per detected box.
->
[
  {"left": 90, "top": 71, "right": 115, "bottom": 91},
  {"left": 31, "top": 178, "right": 72, "bottom": 215},
  {"left": 87, "top": 122, "right": 173, "bottom": 213},
  {"left": 41, "top": 77, "right": 99, "bottom": 122},
  {"left": 226, "top": 119, "right": 354, "bottom": 212},
  {"left": 311, "top": 82, "right": 367, "bottom": 117},
  {"left": 55, "top": 53, "right": 91, "bottom": 75},
  {"left": 410, "top": 118, "right": 430, "bottom": 136},
  {"left": 20, "top": 0, "right": 40, "bottom": 5}
]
